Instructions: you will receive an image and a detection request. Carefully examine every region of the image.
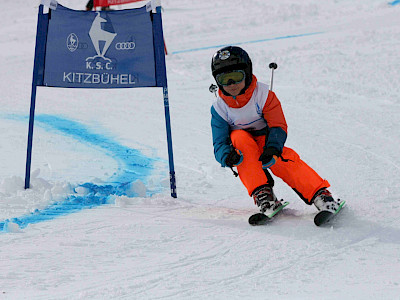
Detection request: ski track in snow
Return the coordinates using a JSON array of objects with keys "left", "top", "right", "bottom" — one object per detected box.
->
[{"left": 0, "top": 0, "right": 400, "bottom": 299}]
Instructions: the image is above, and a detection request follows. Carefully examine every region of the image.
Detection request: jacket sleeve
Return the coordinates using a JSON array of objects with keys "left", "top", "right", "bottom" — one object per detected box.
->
[
  {"left": 211, "top": 106, "right": 232, "bottom": 167},
  {"left": 262, "top": 91, "right": 288, "bottom": 153}
]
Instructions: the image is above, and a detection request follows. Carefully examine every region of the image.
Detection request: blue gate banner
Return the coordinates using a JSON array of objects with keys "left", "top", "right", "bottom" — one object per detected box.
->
[
  {"left": 43, "top": 4, "right": 162, "bottom": 88},
  {"left": 26, "top": 3, "right": 176, "bottom": 199}
]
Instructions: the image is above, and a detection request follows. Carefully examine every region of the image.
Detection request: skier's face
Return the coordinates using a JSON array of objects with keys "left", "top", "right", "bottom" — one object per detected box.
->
[{"left": 222, "top": 79, "right": 246, "bottom": 97}]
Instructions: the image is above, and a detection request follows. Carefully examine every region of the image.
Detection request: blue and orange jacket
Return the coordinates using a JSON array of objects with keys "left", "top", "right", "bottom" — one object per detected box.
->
[{"left": 211, "top": 76, "right": 288, "bottom": 167}]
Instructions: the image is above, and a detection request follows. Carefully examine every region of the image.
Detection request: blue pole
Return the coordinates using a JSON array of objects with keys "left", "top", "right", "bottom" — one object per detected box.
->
[
  {"left": 25, "top": 5, "right": 48, "bottom": 189},
  {"left": 163, "top": 86, "right": 177, "bottom": 198},
  {"left": 153, "top": 6, "right": 177, "bottom": 198},
  {"left": 25, "top": 86, "right": 38, "bottom": 189}
]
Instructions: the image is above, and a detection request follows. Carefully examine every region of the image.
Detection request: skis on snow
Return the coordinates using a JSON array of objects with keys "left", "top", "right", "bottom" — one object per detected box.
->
[
  {"left": 314, "top": 200, "right": 346, "bottom": 226},
  {"left": 248, "top": 200, "right": 346, "bottom": 226},
  {"left": 248, "top": 201, "right": 289, "bottom": 226}
]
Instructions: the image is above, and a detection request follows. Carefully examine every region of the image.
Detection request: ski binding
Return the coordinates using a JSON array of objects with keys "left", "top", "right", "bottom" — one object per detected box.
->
[
  {"left": 248, "top": 201, "right": 289, "bottom": 226},
  {"left": 314, "top": 200, "right": 346, "bottom": 226}
]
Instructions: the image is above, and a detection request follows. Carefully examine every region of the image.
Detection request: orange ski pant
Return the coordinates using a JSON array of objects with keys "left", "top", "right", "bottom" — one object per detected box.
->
[{"left": 230, "top": 130, "right": 330, "bottom": 203}]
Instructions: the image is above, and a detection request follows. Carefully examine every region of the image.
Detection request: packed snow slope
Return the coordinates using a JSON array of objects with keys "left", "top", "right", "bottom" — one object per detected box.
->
[{"left": 1, "top": 0, "right": 400, "bottom": 299}]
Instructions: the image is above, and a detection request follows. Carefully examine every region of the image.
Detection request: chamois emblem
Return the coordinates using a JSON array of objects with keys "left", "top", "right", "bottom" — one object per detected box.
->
[
  {"left": 88, "top": 12, "right": 116, "bottom": 60},
  {"left": 67, "top": 33, "right": 79, "bottom": 52}
]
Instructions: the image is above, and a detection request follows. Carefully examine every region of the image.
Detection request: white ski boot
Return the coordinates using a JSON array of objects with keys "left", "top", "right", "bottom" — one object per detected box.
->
[
  {"left": 313, "top": 189, "right": 339, "bottom": 213},
  {"left": 252, "top": 185, "right": 281, "bottom": 216}
]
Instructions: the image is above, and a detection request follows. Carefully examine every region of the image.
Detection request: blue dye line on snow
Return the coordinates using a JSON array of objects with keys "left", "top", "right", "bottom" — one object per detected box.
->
[
  {"left": 388, "top": 0, "right": 400, "bottom": 5},
  {"left": 33, "top": 114, "right": 155, "bottom": 184},
  {"left": 0, "top": 114, "right": 161, "bottom": 233},
  {"left": 171, "top": 32, "right": 324, "bottom": 54}
]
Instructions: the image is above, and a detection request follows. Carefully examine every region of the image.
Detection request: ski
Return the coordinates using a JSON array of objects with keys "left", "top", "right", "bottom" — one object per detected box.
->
[
  {"left": 248, "top": 201, "right": 289, "bottom": 226},
  {"left": 314, "top": 200, "right": 346, "bottom": 226}
]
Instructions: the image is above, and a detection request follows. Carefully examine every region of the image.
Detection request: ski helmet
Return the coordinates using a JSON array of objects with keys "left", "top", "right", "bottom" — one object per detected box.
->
[{"left": 211, "top": 46, "right": 253, "bottom": 91}]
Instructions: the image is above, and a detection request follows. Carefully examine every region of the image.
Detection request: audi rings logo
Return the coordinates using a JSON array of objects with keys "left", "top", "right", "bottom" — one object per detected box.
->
[{"left": 115, "top": 42, "right": 136, "bottom": 50}]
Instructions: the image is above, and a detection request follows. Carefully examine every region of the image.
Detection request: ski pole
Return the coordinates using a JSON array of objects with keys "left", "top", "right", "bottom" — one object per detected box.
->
[{"left": 269, "top": 62, "right": 278, "bottom": 91}]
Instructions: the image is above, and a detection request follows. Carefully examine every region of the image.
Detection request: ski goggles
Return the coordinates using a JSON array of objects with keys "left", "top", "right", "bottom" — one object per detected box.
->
[{"left": 215, "top": 70, "right": 246, "bottom": 86}]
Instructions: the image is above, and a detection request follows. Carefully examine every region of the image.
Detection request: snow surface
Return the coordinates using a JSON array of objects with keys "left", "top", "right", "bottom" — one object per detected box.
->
[{"left": 1, "top": 0, "right": 400, "bottom": 298}]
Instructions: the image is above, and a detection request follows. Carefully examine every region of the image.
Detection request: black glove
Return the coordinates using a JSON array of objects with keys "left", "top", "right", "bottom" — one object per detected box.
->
[
  {"left": 225, "top": 149, "right": 243, "bottom": 168},
  {"left": 259, "top": 147, "right": 280, "bottom": 169}
]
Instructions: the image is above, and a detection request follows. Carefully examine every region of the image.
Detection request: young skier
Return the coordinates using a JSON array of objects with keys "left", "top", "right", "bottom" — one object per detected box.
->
[{"left": 210, "top": 46, "right": 340, "bottom": 217}]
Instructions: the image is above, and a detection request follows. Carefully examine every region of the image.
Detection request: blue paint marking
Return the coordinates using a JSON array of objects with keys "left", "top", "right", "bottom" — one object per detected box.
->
[
  {"left": 0, "top": 114, "right": 162, "bottom": 233},
  {"left": 171, "top": 32, "right": 324, "bottom": 54},
  {"left": 33, "top": 115, "right": 155, "bottom": 184},
  {"left": 388, "top": 0, "right": 400, "bottom": 5}
]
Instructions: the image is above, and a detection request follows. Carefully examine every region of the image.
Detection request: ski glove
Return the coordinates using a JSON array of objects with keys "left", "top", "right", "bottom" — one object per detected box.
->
[
  {"left": 259, "top": 147, "right": 280, "bottom": 169},
  {"left": 225, "top": 149, "right": 243, "bottom": 168}
]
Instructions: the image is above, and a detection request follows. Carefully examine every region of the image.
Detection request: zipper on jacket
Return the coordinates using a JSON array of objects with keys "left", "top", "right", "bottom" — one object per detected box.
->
[{"left": 232, "top": 96, "right": 240, "bottom": 107}]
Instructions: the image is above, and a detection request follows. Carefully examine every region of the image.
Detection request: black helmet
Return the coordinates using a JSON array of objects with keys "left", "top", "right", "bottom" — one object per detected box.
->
[{"left": 211, "top": 46, "right": 253, "bottom": 91}]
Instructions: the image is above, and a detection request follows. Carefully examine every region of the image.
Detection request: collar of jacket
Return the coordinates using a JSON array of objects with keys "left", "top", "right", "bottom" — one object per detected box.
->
[{"left": 218, "top": 75, "right": 257, "bottom": 108}]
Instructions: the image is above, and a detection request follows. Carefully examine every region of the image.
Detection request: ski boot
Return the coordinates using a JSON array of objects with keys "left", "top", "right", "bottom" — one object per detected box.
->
[
  {"left": 252, "top": 185, "right": 281, "bottom": 215},
  {"left": 313, "top": 188, "right": 339, "bottom": 213}
]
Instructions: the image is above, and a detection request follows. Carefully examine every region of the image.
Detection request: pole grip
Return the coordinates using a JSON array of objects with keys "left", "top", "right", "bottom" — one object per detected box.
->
[{"left": 268, "top": 62, "right": 278, "bottom": 91}]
